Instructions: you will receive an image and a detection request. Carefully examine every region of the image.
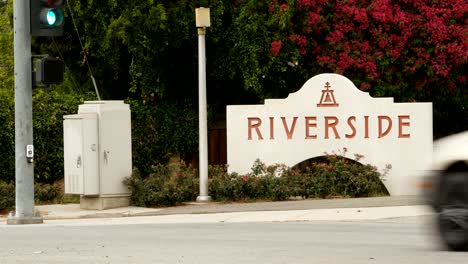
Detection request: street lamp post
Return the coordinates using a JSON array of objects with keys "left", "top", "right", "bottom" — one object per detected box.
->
[{"left": 195, "top": 7, "right": 212, "bottom": 202}]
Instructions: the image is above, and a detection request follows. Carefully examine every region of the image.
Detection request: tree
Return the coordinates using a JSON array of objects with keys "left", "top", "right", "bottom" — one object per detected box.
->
[
  {"left": 0, "top": 1, "right": 15, "bottom": 182},
  {"left": 0, "top": 0, "right": 13, "bottom": 91},
  {"left": 263, "top": 0, "right": 468, "bottom": 138},
  {"left": 36, "top": 0, "right": 467, "bottom": 153}
]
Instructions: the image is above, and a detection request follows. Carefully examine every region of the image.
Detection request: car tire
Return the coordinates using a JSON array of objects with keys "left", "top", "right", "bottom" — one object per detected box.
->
[{"left": 437, "top": 172, "right": 468, "bottom": 251}]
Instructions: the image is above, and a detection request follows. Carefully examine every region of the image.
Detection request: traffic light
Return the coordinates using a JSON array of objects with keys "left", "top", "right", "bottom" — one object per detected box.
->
[
  {"left": 30, "top": 0, "right": 64, "bottom": 36},
  {"left": 34, "top": 56, "right": 64, "bottom": 86}
]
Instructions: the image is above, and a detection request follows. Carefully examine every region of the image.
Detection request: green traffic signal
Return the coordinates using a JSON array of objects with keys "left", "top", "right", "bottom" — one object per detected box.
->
[
  {"left": 41, "top": 8, "right": 63, "bottom": 26},
  {"left": 47, "top": 10, "right": 56, "bottom": 25},
  {"left": 31, "top": 0, "right": 65, "bottom": 36}
]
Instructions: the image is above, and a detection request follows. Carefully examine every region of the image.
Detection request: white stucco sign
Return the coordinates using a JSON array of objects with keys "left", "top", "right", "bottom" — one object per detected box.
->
[{"left": 226, "top": 73, "right": 432, "bottom": 195}]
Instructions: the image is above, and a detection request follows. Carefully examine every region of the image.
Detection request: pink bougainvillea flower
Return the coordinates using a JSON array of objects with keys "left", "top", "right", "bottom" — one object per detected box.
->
[{"left": 271, "top": 40, "right": 282, "bottom": 56}]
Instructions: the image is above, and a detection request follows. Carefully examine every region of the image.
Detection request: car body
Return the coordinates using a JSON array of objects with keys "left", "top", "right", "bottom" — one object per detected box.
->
[{"left": 426, "top": 130, "right": 468, "bottom": 251}]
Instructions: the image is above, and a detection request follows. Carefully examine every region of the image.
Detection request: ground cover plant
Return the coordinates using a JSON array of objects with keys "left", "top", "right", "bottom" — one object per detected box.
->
[
  {"left": 124, "top": 152, "right": 390, "bottom": 208},
  {"left": 0, "top": 181, "right": 76, "bottom": 215}
]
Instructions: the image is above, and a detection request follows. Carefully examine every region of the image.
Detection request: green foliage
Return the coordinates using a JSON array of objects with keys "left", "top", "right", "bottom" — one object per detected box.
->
[
  {"left": 28, "top": 0, "right": 466, "bottom": 166},
  {"left": 34, "top": 182, "right": 62, "bottom": 204},
  {"left": 0, "top": 80, "right": 201, "bottom": 184},
  {"left": 127, "top": 98, "right": 199, "bottom": 175},
  {"left": 124, "top": 155, "right": 389, "bottom": 207},
  {"left": 209, "top": 169, "right": 290, "bottom": 202},
  {"left": 0, "top": 181, "right": 64, "bottom": 213},
  {"left": 0, "top": 2, "right": 14, "bottom": 183},
  {"left": 33, "top": 90, "right": 94, "bottom": 182},
  {"left": 212, "top": 160, "right": 291, "bottom": 201},
  {"left": 0, "top": 181, "right": 14, "bottom": 213},
  {"left": 0, "top": 0, "right": 464, "bottom": 191},
  {"left": 0, "top": 0, "right": 14, "bottom": 90},
  {"left": 286, "top": 156, "right": 390, "bottom": 199},
  {"left": 48, "top": 0, "right": 208, "bottom": 101},
  {"left": 0, "top": 89, "right": 92, "bottom": 183},
  {"left": 124, "top": 162, "right": 199, "bottom": 207},
  {"left": 265, "top": 0, "right": 467, "bottom": 137},
  {"left": 0, "top": 89, "right": 15, "bottom": 182}
]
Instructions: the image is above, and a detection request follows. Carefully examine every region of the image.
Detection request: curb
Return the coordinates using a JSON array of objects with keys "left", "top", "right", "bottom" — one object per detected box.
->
[
  {"left": 37, "top": 206, "right": 437, "bottom": 226},
  {"left": 1, "top": 196, "right": 432, "bottom": 223}
]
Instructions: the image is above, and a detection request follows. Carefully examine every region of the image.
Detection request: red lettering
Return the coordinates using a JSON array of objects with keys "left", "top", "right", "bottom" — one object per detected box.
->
[
  {"left": 345, "top": 116, "right": 356, "bottom": 138},
  {"left": 398, "top": 115, "right": 410, "bottom": 138},
  {"left": 324, "top": 116, "right": 340, "bottom": 139},
  {"left": 247, "top": 115, "right": 412, "bottom": 140},
  {"left": 364, "top": 116, "right": 369, "bottom": 138},
  {"left": 378, "top": 116, "right": 392, "bottom": 138},
  {"left": 281, "top": 117, "right": 298, "bottom": 140},
  {"left": 305, "top": 117, "right": 317, "bottom": 139},
  {"left": 269, "top": 117, "right": 274, "bottom": 139},
  {"left": 248, "top": 117, "right": 263, "bottom": 140}
]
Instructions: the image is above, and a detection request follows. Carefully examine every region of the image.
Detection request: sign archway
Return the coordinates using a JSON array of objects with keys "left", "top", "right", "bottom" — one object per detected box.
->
[{"left": 227, "top": 74, "right": 432, "bottom": 195}]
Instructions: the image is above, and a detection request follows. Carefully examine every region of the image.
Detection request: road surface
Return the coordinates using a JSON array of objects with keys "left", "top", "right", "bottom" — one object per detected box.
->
[{"left": 1, "top": 215, "right": 466, "bottom": 264}]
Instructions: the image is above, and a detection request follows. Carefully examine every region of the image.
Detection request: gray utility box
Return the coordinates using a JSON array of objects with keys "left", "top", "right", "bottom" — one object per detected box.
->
[{"left": 64, "top": 101, "right": 132, "bottom": 210}]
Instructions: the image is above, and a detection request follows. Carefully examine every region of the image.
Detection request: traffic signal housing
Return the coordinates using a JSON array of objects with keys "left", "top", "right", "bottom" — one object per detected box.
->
[
  {"left": 34, "top": 56, "right": 64, "bottom": 86},
  {"left": 30, "top": 0, "right": 64, "bottom": 36}
]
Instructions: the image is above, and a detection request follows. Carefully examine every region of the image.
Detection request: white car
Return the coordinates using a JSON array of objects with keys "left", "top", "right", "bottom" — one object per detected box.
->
[{"left": 427, "top": 130, "right": 468, "bottom": 251}]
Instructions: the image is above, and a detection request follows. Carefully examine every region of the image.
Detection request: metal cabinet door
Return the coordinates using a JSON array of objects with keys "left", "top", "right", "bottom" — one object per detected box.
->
[{"left": 64, "top": 114, "right": 99, "bottom": 195}]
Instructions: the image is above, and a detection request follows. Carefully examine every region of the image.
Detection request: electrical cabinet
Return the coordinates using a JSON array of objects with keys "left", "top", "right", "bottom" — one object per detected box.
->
[{"left": 64, "top": 101, "right": 132, "bottom": 201}]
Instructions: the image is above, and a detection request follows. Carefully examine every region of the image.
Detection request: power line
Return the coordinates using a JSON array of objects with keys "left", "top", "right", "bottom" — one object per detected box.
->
[
  {"left": 66, "top": 0, "right": 101, "bottom": 100},
  {"left": 52, "top": 38, "right": 80, "bottom": 93}
]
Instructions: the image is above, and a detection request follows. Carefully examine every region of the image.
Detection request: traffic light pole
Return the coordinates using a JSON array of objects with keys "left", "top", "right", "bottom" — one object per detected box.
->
[{"left": 8, "top": 0, "right": 43, "bottom": 225}]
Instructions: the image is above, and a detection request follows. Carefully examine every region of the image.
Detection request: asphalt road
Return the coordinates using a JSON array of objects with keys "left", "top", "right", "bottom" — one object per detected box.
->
[{"left": 1, "top": 215, "right": 466, "bottom": 264}]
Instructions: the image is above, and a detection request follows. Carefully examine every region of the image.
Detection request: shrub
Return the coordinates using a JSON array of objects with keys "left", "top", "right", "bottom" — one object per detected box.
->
[
  {"left": 0, "top": 89, "right": 93, "bottom": 183},
  {"left": 0, "top": 89, "right": 201, "bottom": 185},
  {"left": 285, "top": 155, "right": 389, "bottom": 198},
  {"left": 34, "top": 182, "right": 62, "bottom": 204},
  {"left": 0, "top": 181, "right": 63, "bottom": 213},
  {"left": 0, "top": 89, "right": 15, "bottom": 183},
  {"left": 32, "top": 90, "right": 94, "bottom": 183},
  {"left": 124, "top": 152, "right": 389, "bottom": 207},
  {"left": 0, "top": 181, "right": 14, "bottom": 213},
  {"left": 127, "top": 99, "right": 199, "bottom": 176},
  {"left": 124, "top": 162, "right": 199, "bottom": 207},
  {"left": 207, "top": 165, "right": 241, "bottom": 201}
]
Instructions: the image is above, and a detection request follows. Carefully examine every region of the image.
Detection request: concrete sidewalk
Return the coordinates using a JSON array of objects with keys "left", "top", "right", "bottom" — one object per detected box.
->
[{"left": 0, "top": 195, "right": 435, "bottom": 225}]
